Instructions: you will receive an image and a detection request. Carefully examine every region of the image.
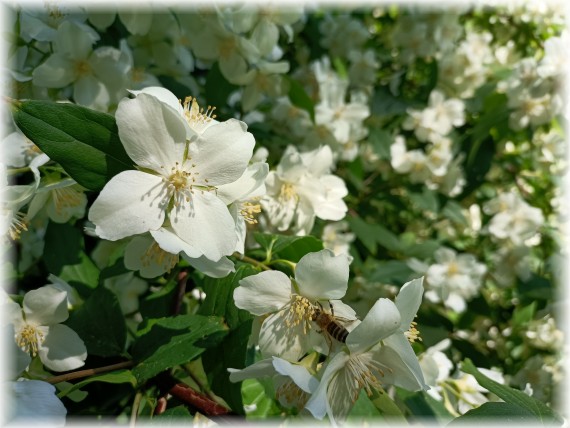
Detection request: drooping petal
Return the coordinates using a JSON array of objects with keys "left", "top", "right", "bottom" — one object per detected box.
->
[
  {"left": 234, "top": 270, "right": 292, "bottom": 316},
  {"left": 395, "top": 277, "right": 424, "bottom": 329},
  {"left": 216, "top": 162, "right": 269, "bottom": 205},
  {"left": 272, "top": 357, "right": 319, "bottom": 394},
  {"left": 295, "top": 250, "right": 349, "bottom": 301},
  {"left": 23, "top": 285, "right": 68, "bottom": 325},
  {"left": 124, "top": 234, "right": 178, "bottom": 279},
  {"left": 346, "top": 298, "right": 401, "bottom": 354},
  {"left": 169, "top": 191, "right": 236, "bottom": 261},
  {"left": 115, "top": 94, "right": 186, "bottom": 171},
  {"left": 38, "top": 324, "right": 87, "bottom": 372},
  {"left": 371, "top": 334, "right": 427, "bottom": 392},
  {"left": 188, "top": 119, "right": 255, "bottom": 186},
  {"left": 150, "top": 227, "right": 201, "bottom": 259},
  {"left": 228, "top": 358, "right": 275, "bottom": 382},
  {"left": 89, "top": 170, "right": 167, "bottom": 241},
  {"left": 182, "top": 255, "right": 235, "bottom": 278},
  {"left": 305, "top": 351, "right": 350, "bottom": 421}
]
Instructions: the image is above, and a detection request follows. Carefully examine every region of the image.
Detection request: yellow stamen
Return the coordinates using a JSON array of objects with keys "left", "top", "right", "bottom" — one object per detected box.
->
[
  {"left": 241, "top": 201, "right": 262, "bottom": 224},
  {"left": 16, "top": 324, "right": 44, "bottom": 356},
  {"left": 284, "top": 295, "right": 316, "bottom": 334}
]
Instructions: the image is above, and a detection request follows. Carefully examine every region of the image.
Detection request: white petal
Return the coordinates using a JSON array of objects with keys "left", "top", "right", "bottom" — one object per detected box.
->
[
  {"left": 188, "top": 119, "right": 255, "bottom": 186},
  {"left": 150, "top": 227, "right": 201, "bottom": 258},
  {"left": 216, "top": 162, "right": 269, "bottom": 205},
  {"left": 169, "top": 191, "right": 236, "bottom": 261},
  {"left": 346, "top": 298, "right": 401, "bottom": 354},
  {"left": 305, "top": 351, "right": 350, "bottom": 420},
  {"left": 258, "top": 310, "right": 314, "bottom": 361},
  {"left": 11, "top": 380, "right": 67, "bottom": 424},
  {"left": 23, "top": 285, "right": 68, "bottom": 325},
  {"left": 54, "top": 21, "right": 93, "bottom": 59},
  {"left": 73, "top": 75, "right": 103, "bottom": 106},
  {"left": 228, "top": 358, "right": 275, "bottom": 382},
  {"left": 129, "top": 86, "right": 184, "bottom": 117},
  {"left": 372, "top": 334, "right": 427, "bottom": 391},
  {"left": 115, "top": 94, "right": 186, "bottom": 171},
  {"left": 395, "top": 277, "right": 424, "bottom": 329},
  {"left": 233, "top": 270, "right": 291, "bottom": 316},
  {"left": 272, "top": 357, "right": 319, "bottom": 394},
  {"left": 32, "top": 54, "right": 75, "bottom": 88},
  {"left": 88, "top": 170, "right": 167, "bottom": 241},
  {"left": 295, "top": 250, "right": 349, "bottom": 301},
  {"left": 182, "top": 255, "right": 235, "bottom": 278},
  {"left": 124, "top": 234, "right": 176, "bottom": 279},
  {"left": 38, "top": 324, "right": 87, "bottom": 372}
]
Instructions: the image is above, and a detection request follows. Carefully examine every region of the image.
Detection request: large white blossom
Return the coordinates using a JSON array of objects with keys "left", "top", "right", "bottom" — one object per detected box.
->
[
  {"left": 261, "top": 145, "right": 347, "bottom": 235},
  {"left": 88, "top": 89, "right": 255, "bottom": 262},
  {"left": 233, "top": 249, "right": 354, "bottom": 361},
  {"left": 305, "top": 278, "right": 426, "bottom": 423},
  {"left": 4, "top": 286, "right": 87, "bottom": 372}
]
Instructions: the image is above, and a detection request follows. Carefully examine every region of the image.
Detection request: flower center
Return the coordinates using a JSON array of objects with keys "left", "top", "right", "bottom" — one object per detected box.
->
[
  {"left": 447, "top": 261, "right": 460, "bottom": 275},
  {"left": 141, "top": 241, "right": 179, "bottom": 273},
  {"left": 339, "top": 353, "right": 389, "bottom": 402},
  {"left": 16, "top": 324, "right": 44, "bottom": 356},
  {"left": 181, "top": 96, "right": 217, "bottom": 131},
  {"left": 405, "top": 321, "right": 422, "bottom": 344},
  {"left": 240, "top": 201, "right": 262, "bottom": 224},
  {"left": 284, "top": 295, "right": 316, "bottom": 334},
  {"left": 279, "top": 183, "right": 298, "bottom": 202},
  {"left": 75, "top": 60, "right": 91, "bottom": 76},
  {"left": 276, "top": 380, "right": 310, "bottom": 410},
  {"left": 52, "top": 186, "right": 84, "bottom": 214},
  {"left": 8, "top": 211, "right": 28, "bottom": 241}
]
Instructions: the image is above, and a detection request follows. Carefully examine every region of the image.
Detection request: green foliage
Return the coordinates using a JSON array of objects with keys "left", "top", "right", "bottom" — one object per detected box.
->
[
  {"left": 11, "top": 100, "right": 134, "bottom": 191},
  {"left": 253, "top": 232, "right": 324, "bottom": 262},
  {"left": 286, "top": 75, "right": 315, "bottom": 122},
  {"left": 131, "top": 314, "right": 228, "bottom": 383},
  {"left": 58, "top": 370, "right": 136, "bottom": 398},
  {"left": 451, "top": 402, "right": 540, "bottom": 423}
]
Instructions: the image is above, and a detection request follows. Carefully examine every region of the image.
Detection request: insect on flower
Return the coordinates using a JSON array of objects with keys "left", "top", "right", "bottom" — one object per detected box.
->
[{"left": 311, "top": 301, "right": 352, "bottom": 348}]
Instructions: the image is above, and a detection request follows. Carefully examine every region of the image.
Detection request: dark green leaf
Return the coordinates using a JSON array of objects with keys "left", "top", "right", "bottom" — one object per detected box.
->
[
  {"left": 461, "top": 359, "right": 562, "bottom": 425},
  {"left": 253, "top": 232, "right": 324, "bottom": 263},
  {"left": 12, "top": 99, "right": 134, "bottom": 191},
  {"left": 369, "top": 260, "right": 413, "bottom": 284},
  {"left": 286, "top": 76, "right": 315, "bottom": 122},
  {"left": 154, "top": 405, "right": 192, "bottom": 420},
  {"left": 241, "top": 379, "right": 281, "bottom": 419},
  {"left": 517, "top": 275, "right": 552, "bottom": 300},
  {"left": 348, "top": 389, "right": 381, "bottom": 419},
  {"left": 139, "top": 277, "right": 180, "bottom": 319},
  {"left": 205, "top": 62, "right": 238, "bottom": 108},
  {"left": 347, "top": 216, "right": 377, "bottom": 254},
  {"left": 450, "top": 402, "right": 539, "bottom": 423},
  {"left": 401, "top": 390, "right": 453, "bottom": 423},
  {"left": 58, "top": 370, "right": 136, "bottom": 398},
  {"left": 370, "top": 389, "right": 406, "bottom": 421},
  {"left": 131, "top": 314, "right": 228, "bottom": 383},
  {"left": 66, "top": 286, "right": 126, "bottom": 357},
  {"left": 369, "top": 128, "right": 393, "bottom": 160},
  {"left": 512, "top": 302, "right": 537, "bottom": 327}
]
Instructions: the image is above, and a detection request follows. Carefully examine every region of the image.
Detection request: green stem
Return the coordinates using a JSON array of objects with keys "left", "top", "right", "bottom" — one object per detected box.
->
[
  {"left": 267, "top": 259, "right": 297, "bottom": 271},
  {"left": 232, "top": 252, "right": 271, "bottom": 271}
]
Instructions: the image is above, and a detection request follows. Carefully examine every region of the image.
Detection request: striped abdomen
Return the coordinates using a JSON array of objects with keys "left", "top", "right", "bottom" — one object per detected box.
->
[{"left": 326, "top": 320, "right": 349, "bottom": 343}]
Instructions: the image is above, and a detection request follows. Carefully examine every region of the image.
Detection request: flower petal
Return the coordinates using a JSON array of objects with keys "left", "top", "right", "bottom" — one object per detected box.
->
[
  {"left": 115, "top": 93, "right": 186, "bottom": 171},
  {"left": 188, "top": 119, "right": 255, "bottom": 186},
  {"left": 88, "top": 170, "right": 167, "bottom": 241},
  {"left": 129, "top": 86, "right": 184, "bottom": 116},
  {"left": 150, "top": 227, "right": 201, "bottom": 258},
  {"left": 169, "top": 191, "right": 236, "bottom": 261},
  {"left": 233, "top": 270, "right": 292, "bottom": 316},
  {"left": 39, "top": 324, "right": 87, "bottom": 372},
  {"left": 346, "top": 298, "right": 401, "bottom": 354},
  {"left": 124, "top": 234, "right": 177, "bottom": 279},
  {"left": 258, "top": 309, "right": 315, "bottom": 361},
  {"left": 23, "top": 285, "right": 68, "bottom": 325},
  {"left": 295, "top": 250, "right": 349, "bottom": 301},
  {"left": 272, "top": 357, "right": 319, "bottom": 394},
  {"left": 228, "top": 358, "right": 275, "bottom": 383},
  {"left": 182, "top": 255, "right": 235, "bottom": 278},
  {"left": 32, "top": 54, "right": 75, "bottom": 88},
  {"left": 395, "top": 277, "right": 424, "bottom": 329},
  {"left": 11, "top": 380, "right": 67, "bottom": 424},
  {"left": 216, "top": 162, "right": 268, "bottom": 205}
]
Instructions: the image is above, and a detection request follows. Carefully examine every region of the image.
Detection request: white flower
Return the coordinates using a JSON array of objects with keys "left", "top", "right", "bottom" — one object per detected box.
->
[
  {"left": 424, "top": 247, "right": 487, "bottom": 313},
  {"left": 419, "top": 339, "right": 453, "bottom": 401},
  {"left": 5, "top": 286, "right": 87, "bottom": 372},
  {"left": 27, "top": 178, "right": 87, "bottom": 224},
  {"left": 484, "top": 192, "right": 544, "bottom": 245},
  {"left": 390, "top": 136, "right": 429, "bottom": 183},
  {"left": 403, "top": 90, "right": 465, "bottom": 142},
  {"left": 452, "top": 367, "right": 504, "bottom": 415},
  {"left": 2, "top": 131, "right": 48, "bottom": 169},
  {"left": 233, "top": 249, "right": 353, "bottom": 361},
  {"left": 319, "top": 14, "right": 369, "bottom": 58},
  {"left": 322, "top": 221, "right": 355, "bottom": 258},
  {"left": 8, "top": 379, "right": 67, "bottom": 426},
  {"left": 261, "top": 145, "right": 347, "bottom": 235},
  {"left": 305, "top": 278, "right": 426, "bottom": 423},
  {"left": 525, "top": 315, "right": 563, "bottom": 352},
  {"left": 229, "top": 356, "right": 318, "bottom": 411},
  {"left": 88, "top": 91, "right": 255, "bottom": 262},
  {"left": 103, "top": 272, "right": 148, "bottom": 315}
]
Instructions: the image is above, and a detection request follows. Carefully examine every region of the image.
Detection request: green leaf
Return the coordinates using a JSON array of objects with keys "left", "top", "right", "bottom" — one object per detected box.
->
[
  {"left": 253, "top": 232, "right": 324, "bottom": 263},
  {"left": 154, "top": 405, "right": 192, "bottom": 420},
  {"left": 202, "top": 321, "right": 253, "bottom": 414},
  {"left": 43, "top": 221, "right": 100, "bottom": 294},
  {"left": 348, "top": 389, "right": 381, "bottom": 419},
  {"left": 347, "top": 217, "right": 377, "bottom": 254},
  {"left": 369, "top": 128, "right": 393, "bottom": 160},
  {"left": 400, "top": 390, "right": 453, "bottom": 423},
  {"left": 66, "top": 286, "right": 127, "bottom": 357},
  {"left": 58, "top": 370, "right": 136, "bottom": 398},
  {"left": 241, "top": 379, "right": 281, "bottom": 419},
  {"left": 517, "top": 275, "right": 553, "bottom": 300},
  {"left": 450, "top": 402, "right": 539, "bottom": 423},
  {"left": 512, "top": 301, "right": 537, "bottom": 327},
  {"left": 409, "top": 188, "right": 439, "bottom": 214},
  {"left": 131, "top": 314, "right": 228, "bottom": 383},
  {"left": 461, "top": 359, "right": 562, "bottom": 425},
  {"left": 198, "top": 264, "right": 256, "bottom": 330},
  {"left": 369, "top": 260, "right": 413, "bottom": 284},
  {"left": 370, "top": 389, "right": 407, "bottom": 421},
  {"left": 205, "top": 62, "right": 238, "bottom": 108},
  {"left": 12, "top": 99, "right": 134, "bottom": 191},
  {"left": 286, "top": 76, "right": 315, "bottom": 122},
  {"left": 139, "top": 277, "right": 180, "bottom": 320}
]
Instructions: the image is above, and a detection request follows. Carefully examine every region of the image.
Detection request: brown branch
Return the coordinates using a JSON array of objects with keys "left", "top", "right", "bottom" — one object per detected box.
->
[
  {"left": 45, "top": 360, "right": 135, "bottom": 384},
  {"left": 169, "top": 383, "right": 233, "bottom": 416}
]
